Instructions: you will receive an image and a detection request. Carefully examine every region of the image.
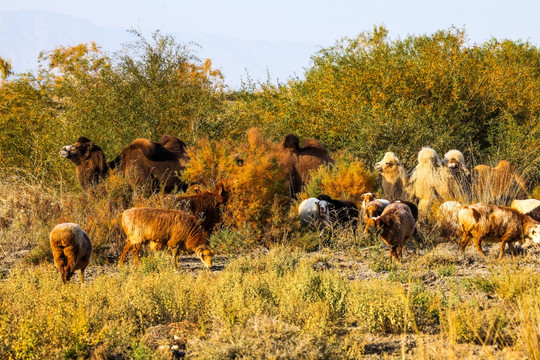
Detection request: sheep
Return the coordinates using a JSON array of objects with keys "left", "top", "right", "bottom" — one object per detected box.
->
[
  {"left": 360, "top": 193, "right": 390, "bottom": 211},
  {"left": 316, "top": 194, "right": 359, "bottom": 231},
  {"left": 458, "top": 203, "right": 540, "bottom": 260},
  {"left": 435, "top": 200, "right": 463, "bottom": 238},
  {"left": 374, "top": 152, "right": 409, "bottom": 201},
  {"left": 408, "top": 147, "right": 451, "bottom": 214},
  {"left": 442, "top": 150, "right": 472, "bottom": 201},
  {"left": 472, "top": 160, "right": 529, "bottom": 203},
  {"left": 168, "top": 181, "right": 230, "bottom": 234},
  {"left": 50, "top": 223, "right": 92, "bottom": 284},
  {"left": 526, "top": 206, "right": 540, "bottom": 222},
  {"left": 360, "top": 193, "right": 390, "bottom": 224},
  {"left": 393, "top": 200, "right": 419, "bottom": 222},
  {"left": 119, "top": 208, "right": 213, "bottom": 269},
  {"left": 511, "top": 199, "right": 540, "bottom": 214},
  {"left": 363, "top": 202, "right": 416, "bottom": 261},
  {"left": 298, "top": 197, "right": 331, "bottom": 232}
]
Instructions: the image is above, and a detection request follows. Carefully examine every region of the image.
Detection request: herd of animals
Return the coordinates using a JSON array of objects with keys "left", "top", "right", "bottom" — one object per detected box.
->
[{"left": 49, "top": 133, "right": 540, "bottom": 283}]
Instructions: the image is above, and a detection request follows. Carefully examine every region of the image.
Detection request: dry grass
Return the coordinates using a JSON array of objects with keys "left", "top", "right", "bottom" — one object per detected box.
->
[
  {"left": 1, "top": 244, "right": 539, "bottom": 359},
  {"left": 0, "top": 151, "right": 540, "bottom": 358}
]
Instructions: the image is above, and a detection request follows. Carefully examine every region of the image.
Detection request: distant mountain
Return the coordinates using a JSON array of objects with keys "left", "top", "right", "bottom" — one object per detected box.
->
[{"left": 0, "top": 10, "right": 321, "bottom": 89}]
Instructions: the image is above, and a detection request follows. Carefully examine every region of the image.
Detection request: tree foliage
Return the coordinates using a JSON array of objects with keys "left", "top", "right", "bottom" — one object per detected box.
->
[
  {"left": 229, "top": 27, "right": 540, "bottom": 176},
  {"left": 0, "top": 26, "right": 539, "bottom": 188}
]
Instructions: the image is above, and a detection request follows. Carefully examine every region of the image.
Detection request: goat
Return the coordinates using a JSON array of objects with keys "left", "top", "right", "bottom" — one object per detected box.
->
[
  {"left": 316, "top": 194, "right": 359, "bottom": 231},
  {"left": 511, "top": 199, "right": 540, "bottom": 214},
  {"left": 363, "top": 202, "right": 416, "bottom": 261},
  {"left": 298, "top": 198, "right": 331, "bottom": 230},
  {"left": 120, "top": 208, "right": 213, "bottom": 269},
  {"left": 169, "top": 181, "right": 229, "bottom": 233},
  {"left": 458, "top": 203, "right": 540, "bottom": 260}
]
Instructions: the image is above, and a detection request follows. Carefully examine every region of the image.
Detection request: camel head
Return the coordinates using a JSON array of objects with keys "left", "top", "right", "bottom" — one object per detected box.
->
[
  {"left": 59, "top": 137, "right": 96, "bottom": 163},
  {"left": 375, "top": 152, "right": 402, "bottom": 173}
]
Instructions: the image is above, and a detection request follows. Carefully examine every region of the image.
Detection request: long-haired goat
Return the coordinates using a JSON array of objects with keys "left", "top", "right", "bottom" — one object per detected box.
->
[
  {"left": 511, "top": 199, "right": 540, "bottom": 214},
  {"left": 435, "top": 200, "right": 463, "bottom": 238},
  {"left": 50, "top": 223, "right": 92, "bottom": 284},
  {"left": 458, "top": 203, "right": 540, "bottom": 260},
  {"left": 298, "top": 197, "right": 331, "bottom": 230},
  {"left": 119, "top": 208, "right": 213, "bottom": 269},
  {"left": 526, "top": 206, "right": 540, "bottom": 222},
  {"left": 360, "top": 193, "right": 390, "bottom": 224}
]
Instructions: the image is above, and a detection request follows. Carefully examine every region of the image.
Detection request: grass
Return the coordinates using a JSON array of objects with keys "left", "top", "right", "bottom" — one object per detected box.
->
[
  {"left": 1, "top": 179, "right": 540, "bottom": 359},
  {"left": 1, "top": 245, "right": 539, "bottom": 358}
]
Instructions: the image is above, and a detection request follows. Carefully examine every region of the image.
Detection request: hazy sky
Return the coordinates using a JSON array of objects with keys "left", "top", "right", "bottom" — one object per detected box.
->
[{"left": 5, "top": 0, "right": 540, "bottom": 45}]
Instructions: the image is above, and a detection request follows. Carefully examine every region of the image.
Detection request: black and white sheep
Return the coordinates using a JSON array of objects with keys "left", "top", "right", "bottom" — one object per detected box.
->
[{"left": 316, "top": 194, "right": 359, "bottom": 231}]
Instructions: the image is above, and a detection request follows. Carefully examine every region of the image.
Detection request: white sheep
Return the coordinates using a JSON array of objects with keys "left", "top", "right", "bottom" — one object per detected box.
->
[
  {"left": 511, "top": 199, "right": 540, "bottom": 214},
  {"left": 298, "top": 198, "right": 331, "bottom": 232}
]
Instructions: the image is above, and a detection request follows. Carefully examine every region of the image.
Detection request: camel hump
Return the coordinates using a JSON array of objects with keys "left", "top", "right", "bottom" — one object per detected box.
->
[
  {"left": 280, "top": 134, "right": 300, "bottom": 151},
  {"left": 128, "top": 138, "right": 158, "bottom": 159},
  {"left": 77, "top": 136, "right": 92, "bottom": 144},
  {"left": 158, "top": 135, "right": 187, "bottom": 158},
  {"left": 302, "top": 138, "right": 327, "bottom": 151}
]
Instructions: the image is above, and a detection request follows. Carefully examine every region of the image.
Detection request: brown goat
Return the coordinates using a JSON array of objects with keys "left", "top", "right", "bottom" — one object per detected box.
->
[
  {"left": 277, "top": 134, "right": 334, "bottom": 195},
  {"left": 169, "top": 181, "right": 230, "bottom": 233},
  {"left": 363, "top": 202, "right": 416, "bottom": 261},
  {"left": 362, "top": 199, "right": 390, "bottom": 224},
  {"left": 472, "top": 160, "right": 528, "bottom": 203},
  {"left": 60, "top": 135, "right": 188, "bottom": 192},
  {"left": 50, "top": 223, "right": 92, "bottom": 284},
  {"left": 119, "top": 208, "right": 212, "bottom": 269},
  {"left": 458, "top": 203, "right": 540, "bottom": 260}
]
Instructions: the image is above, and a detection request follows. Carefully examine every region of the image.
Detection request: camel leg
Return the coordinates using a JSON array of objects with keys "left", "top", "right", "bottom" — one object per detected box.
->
[
  {"left": 119, "top": 242, "right": 133, "bottom": 266},
  {"left": 79, "top": 268, "right": 85, "bottom": 284}
]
